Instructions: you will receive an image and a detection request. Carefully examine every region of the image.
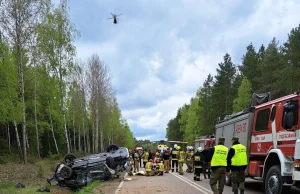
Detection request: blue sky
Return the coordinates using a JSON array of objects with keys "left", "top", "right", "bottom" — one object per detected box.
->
[{"left": 53, "top": 0, "right": 300, "bottom": 141}]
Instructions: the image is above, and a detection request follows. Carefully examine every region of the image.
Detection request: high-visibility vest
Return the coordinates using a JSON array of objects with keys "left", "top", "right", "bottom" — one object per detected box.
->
[
  {"left": 172, "top": 150, "right": 178, "bottom": 160},
  {"left": 211, "top": 145, "right": 228, "bottom": 167},
  {"left": 194, "top": 153, "right": 202, "bottom": 168},
  {"left": 143, "top": 152, "right": 149, "bottom": 161},
  {"left": 179, "top": 151, "right": 185, "bottom": 162},
  {"left": 134, "top": 153, "right": 139, "bottom": 161},
  {"left": 231, "top": 144, "right": 248, "bottom": 166},
  {"left": 145, "top": 162, "right": 153, "bottom": 172},
  {"left": 158, "top": 163, "right": 164, "bottom": 172}
]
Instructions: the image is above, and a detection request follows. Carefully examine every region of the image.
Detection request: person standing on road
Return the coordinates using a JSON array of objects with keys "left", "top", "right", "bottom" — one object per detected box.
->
[
  {"left": 209, "top": 137, "right": 228, "bottom": 194},
  {"left": 134, "top": 148, "right": 140, "bottom": 173},
  {"left": 163, "top": 148, "right": 171, "bottom": 173},
  {"left": 139, "top": 149, "right": 143, "bottom": 168},
  {"left": 227, "top": 137, "right": 248, "bottom": 194},
  {"left": 193, "top": 146, "right": 204, "bottom": 181},
  {"left": 202, "top": 144, "right": 211, "bottom": 179},
  {"left": 142, "top": 149, "right": 149, "bottom": 168},
  {"left": 171, "top": 144, "right": 179, "bottom": 172},
  {"left": 177, "top": 146, "right": 185, "bottom": 175}
]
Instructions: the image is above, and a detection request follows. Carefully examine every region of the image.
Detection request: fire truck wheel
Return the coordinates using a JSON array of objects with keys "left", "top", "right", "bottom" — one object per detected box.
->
[
  {"left": 265, "top": 165, "right": 282, "bottom": 194},
  {"left": 225, "top": 174, "right": 231, "bottom": 186}
]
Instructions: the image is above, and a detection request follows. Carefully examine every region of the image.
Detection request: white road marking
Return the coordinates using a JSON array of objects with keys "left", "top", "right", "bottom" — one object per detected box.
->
[
  {"left": 115, "top": 172, "right": 127, "bottom": 194},
  {"left": 172, "top": 172, "right": 213, "bottom": 194},
  {"left": 170, "top": 172, "right": 213, "bottom": 194}
]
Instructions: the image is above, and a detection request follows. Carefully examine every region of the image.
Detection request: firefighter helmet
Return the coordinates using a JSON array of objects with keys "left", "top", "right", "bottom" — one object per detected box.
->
[
  {"left": 197, "top": 147, "right": 203, "bottom": 152},
  {"left": 156, "top": 159, "right": 160, "bottom": 163},
  {"left": 149, "top": 159, "right": 153, "bottom": 162}
]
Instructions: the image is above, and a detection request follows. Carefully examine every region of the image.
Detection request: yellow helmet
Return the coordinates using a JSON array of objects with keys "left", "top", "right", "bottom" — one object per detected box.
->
[{"left": 176, "top": 146, "right": 181, "bottom": 150}]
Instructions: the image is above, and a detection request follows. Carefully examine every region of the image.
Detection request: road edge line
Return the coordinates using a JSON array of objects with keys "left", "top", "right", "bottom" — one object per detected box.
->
[
  {"left": 171, "top": 172, "right": 213, "bottom": 194},
  {"left": 115, "top": 172, "right": 127, "bottom": 194},
  {"left": 170, "top": 172, "right": 210, "bottom": 194}
]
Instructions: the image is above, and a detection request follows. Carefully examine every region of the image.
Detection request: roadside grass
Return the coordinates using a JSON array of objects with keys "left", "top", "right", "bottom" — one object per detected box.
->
[
  {"left": 0, "top": 154, "right": 117, "bottom": 194},
  {"left": 76, "top": 180, "right": 101, "bottom": 194}
]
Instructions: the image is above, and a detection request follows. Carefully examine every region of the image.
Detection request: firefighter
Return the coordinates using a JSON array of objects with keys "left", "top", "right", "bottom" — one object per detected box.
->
[
  {"left": 209, "top": 137, "right": 228, "bottom": 194},
  {"left": 163, "top": 147, "right": 171, "bottom": 173},
  {"left": 144, "top": 159, "right": 155, "bottom": 176},
  {"left": 142, "top": 149, "right": 149, "bottom": 168},
  {"left": 156, "top": 159, "right": 164, "bottom": 176},
  {"left": 227, "top": 137, "right": 248, "bottom": 194},
  {"left": 177, "top": 146, "right": 185, "bottom": 175},
  {"left": 171, "top": 144, "right": 179, "bottom": 172},
  {"left": 134, "top": 148, "right": 140, "bottom": 173},
  {"left": 186, "top": 146, "right": 194, "bottom": 172},
  {"left": 202, "top": 144, "right": 211, "bottom": 179},
  {"left": 128, "top": 149, "right": 134, "bottom": 176},
  {"left": 193, "top": 146, "right": 204, "bottom": 181}
]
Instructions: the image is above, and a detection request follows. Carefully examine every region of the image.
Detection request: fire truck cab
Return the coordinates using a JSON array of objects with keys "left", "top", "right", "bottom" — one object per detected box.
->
[{"left": 215, "top": 93, "right": 300, "bottom": 193}]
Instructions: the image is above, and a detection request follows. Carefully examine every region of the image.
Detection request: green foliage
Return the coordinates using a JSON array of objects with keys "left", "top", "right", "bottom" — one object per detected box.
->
[
  {"left": 233, "top": 77, "right": 252, "bottom": 113},
  {"left": 166, "top": 23, "right": 300, "bottom": 145},
  {"left": 77, "top": 180, "right": 101, "bottom": 194}
]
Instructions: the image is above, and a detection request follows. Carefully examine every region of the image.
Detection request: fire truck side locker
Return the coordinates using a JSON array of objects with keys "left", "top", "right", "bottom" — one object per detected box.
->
[{"left": 215, "top": 110, "right": 254, "bottom": 186}]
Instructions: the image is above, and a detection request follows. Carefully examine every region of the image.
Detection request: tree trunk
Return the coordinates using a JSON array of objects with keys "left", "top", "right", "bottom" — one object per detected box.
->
[
  {"left": 95, "top": 106, "right": 99, "bottom": 153},
  {"left": 78, "top": 126, "right": 81, "bottom": 152},
  {"left": 100, "top": 127, "right": 103, "bottom": 152},
  {"left": 72, "top": 110, "right": 76, "bottom": 152},
  {"left": 49, "top": 109, "right": 59, "bottom": 154},
  {"left": 7, "top": 121, "right": 11, "bottom": 154},
  {"left": 87, "top": 119, "right": 90, "bottom": 153},
  {"left": 17, "top": 39, "right": 27, "bottom": 163},
  {"left": 63, "top": 112, "right": 70, "bottom": 153},
  {"left": 34, "top": 65, "right": 40, "bottom": 158},
  {"left": 83, "top": 112, "right": 86, "bottom": 153},
  {"left": 13, "top": 120, "right": 23, "bottom": 160}
]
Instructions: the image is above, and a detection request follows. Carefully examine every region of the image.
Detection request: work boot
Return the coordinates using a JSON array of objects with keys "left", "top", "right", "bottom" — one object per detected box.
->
[
  {"left": 240, "top": 191, "right": 244, "bottom": 194},
  {"left": 196, "top": 178, "right": 202, "bottom": 181},
  {"left": 204, "top": 174, "right": 207, "bottom": 179},
  {"left": 208, "top": 174, "right": 210, "bottom": 179},
  {"left": 172, "top": 169, "right": 174, "bottom": 172},
  {"left": 194, "top": 177, "right": 196, "bottom": 181}
]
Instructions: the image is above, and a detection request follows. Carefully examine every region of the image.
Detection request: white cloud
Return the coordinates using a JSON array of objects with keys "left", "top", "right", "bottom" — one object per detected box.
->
[{"left": 70, "top": 0, "right": 300, "bottom": 141}]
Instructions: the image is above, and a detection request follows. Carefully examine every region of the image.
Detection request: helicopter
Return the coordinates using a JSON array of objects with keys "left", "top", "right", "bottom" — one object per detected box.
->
[{"left": 107, "top": 12, "right": 122, "bottom": 24}]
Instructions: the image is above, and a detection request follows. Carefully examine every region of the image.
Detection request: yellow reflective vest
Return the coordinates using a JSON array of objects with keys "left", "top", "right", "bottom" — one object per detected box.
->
[
  {"left": 145, "top": 162, "right": 153, "bottom": 172},
  {"left": 143, "top": 152, "right": 149, "bottom": 162},
  {"left": 158, "top": 163, "right": 164, "bottom": 172},
  {"left": 211, "top": 145, "right": 228, "bottom": 167},
  {"left": 178, "top": 151, "right": 185, "bottom": 162},
  {"left": 231, "top": 144, "right": 248, "bottom": 166},
  {"left": 172, "top": 150, "right": 178, "bottom": 160}
]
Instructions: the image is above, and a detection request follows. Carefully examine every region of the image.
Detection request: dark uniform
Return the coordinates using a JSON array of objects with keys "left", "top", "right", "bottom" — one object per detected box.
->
[
  {"left": 171, "top": 148, "right": 179, "bottom": 172},
  {"left": 163, "top": 149, "right": 171, "bottom": 173},
  {"left": 193, "top": 148, "right": 204, "bottom": 181},
  {"left": 227, "top": 137, "right": 248, "bottom": 194},
  {"left": 209, "top": 137, "right": 228, "bottom": 194},
  {"left": 202, "top": 146, "right": 211, "bottom": 179}
]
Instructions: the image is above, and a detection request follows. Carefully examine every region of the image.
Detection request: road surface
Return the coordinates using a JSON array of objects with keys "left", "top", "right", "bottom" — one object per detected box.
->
[{"left": 116, "top": 167, "right": 300, "bottom": 194}]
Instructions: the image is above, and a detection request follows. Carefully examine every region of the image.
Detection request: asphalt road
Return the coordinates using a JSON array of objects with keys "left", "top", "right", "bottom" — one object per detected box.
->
[{"left": 116, "top": 166, "right": 300, "bottom": 194}]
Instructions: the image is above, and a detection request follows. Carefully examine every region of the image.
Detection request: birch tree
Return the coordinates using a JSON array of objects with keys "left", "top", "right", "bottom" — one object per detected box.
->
[{"left": 0, "top": 0, "right": 49, "bottom": 163}]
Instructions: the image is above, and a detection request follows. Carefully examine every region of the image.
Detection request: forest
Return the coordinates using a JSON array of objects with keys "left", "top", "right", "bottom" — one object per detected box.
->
[
  {"left": 166, "top": 23, "right": 300, "bottom": 144},
  {"left": 0, "top": 0, "right": 134, "bottom": 164}
]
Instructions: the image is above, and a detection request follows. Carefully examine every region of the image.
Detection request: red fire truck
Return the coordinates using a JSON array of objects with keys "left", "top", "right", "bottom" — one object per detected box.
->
[
  {"left": 215, "top": 93, "right": 300, "bottom": 194},
  {"left": 194, "top": 135, "right": 215, "bottom": 149}
]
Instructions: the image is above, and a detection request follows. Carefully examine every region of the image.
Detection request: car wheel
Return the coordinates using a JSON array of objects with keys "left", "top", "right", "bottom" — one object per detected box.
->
[
  {"left": 64, "top": 153, "right": 76, "bottom": 164},
  {"left": 225, "top": 174, "right": 231, "bottom": 186},
  {"left": 265, "top": 165, "right": 282, "bottom": 194},
  {"left": 106, "top": 144, "right": 119, "bottom": 152},
  {"left": 106, "top": 156, "right": 117, "bottom": 169},
  {"left": 60, "top": 166, "right": 73, "bottom": 179}
]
